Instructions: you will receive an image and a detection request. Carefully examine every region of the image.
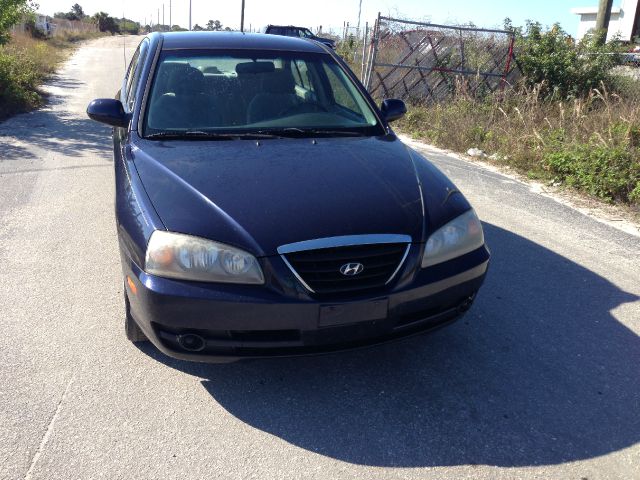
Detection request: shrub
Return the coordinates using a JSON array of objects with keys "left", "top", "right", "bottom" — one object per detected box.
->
[
  {"left": 543, "top": 120, "right": 640, "bottom": 203},
  {"left": 0, "top": 49, "right": 40, "bottom": 116},
  {"left": 0, "top": 32, "right": 70, "bottom": 119},
  {"left": 515, "top": 21, "right": 621, "bottom": 100}
]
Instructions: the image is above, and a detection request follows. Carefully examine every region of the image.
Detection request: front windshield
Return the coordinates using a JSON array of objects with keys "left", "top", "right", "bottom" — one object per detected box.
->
[{"left": 143, "top": 49, "right": 383, "bottom": 137}]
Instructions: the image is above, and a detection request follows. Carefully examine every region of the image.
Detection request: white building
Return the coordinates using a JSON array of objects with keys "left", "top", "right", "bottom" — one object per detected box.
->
[{"left": 572, "top": 0, "right": 640, "bottom": 41}]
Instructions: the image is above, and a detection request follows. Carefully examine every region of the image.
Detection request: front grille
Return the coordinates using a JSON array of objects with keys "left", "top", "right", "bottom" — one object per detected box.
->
[{"left": 283, "top": 243, "right": 409, "bottom": 295}]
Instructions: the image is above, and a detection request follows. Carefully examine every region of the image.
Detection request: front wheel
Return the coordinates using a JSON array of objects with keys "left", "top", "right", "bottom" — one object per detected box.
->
[{"left": 124, "top": 282, "right": 148, "bottom": 343}]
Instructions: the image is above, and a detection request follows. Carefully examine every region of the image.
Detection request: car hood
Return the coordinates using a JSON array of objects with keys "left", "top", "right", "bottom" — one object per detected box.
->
[{"left": 131, "top": 136, "right": 424, "bottom": 256}]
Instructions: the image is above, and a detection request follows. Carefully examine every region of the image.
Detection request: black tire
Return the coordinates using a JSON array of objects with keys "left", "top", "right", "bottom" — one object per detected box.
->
[{"left": 124, "top": 282, "right": 148, "bottom": 343}]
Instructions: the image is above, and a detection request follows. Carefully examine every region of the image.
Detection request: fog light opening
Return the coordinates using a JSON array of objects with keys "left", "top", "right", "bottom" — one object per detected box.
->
[
  {"left": 458, "top": 295, "right": 475, "bottom": 314},
  {"left": 177, "top": 333, "right": 206, "bottom": 352}
]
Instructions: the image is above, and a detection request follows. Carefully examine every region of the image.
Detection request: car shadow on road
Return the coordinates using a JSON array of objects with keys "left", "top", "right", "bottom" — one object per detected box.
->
[{"left": 139, "top": 223, "right": 640, "bottom": 467}]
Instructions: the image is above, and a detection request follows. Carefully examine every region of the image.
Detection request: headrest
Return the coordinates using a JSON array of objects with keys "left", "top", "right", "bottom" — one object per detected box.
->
[
  {"left": 261, "top": 70, "right": 296, "bottom": 94},
  {"left": 236, "top": 61, "right": 276, "bottom": 75},
  {"left": 163, "top": 64, "right": 205, "bottom": 95}
]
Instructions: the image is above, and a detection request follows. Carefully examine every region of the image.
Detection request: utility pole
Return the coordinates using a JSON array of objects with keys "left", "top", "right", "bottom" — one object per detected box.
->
[
  {"left": 162, "top": 4, "right": 165, "bottom": 30},
  {"left": 240, "top": 0, "right": 246, "bottom": 32},
  {"left": 356, "top": 0, "right": 362, "bottom": 35},
  {"left": 169, "top": 0, "right": 172, "bottom": 30},
  {"left": 189, "top": 0, "right": 192, "bottom": 30},
  {"left": 595, "top": 0, "right": 614, "bottom": 43},
  {"left": 157, "top": 8, "right": 159, "bottom": 28}
]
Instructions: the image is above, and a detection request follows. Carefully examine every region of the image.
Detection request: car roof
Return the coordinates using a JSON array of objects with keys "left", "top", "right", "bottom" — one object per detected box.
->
[{"left": 156, "top": 31, "right": 326, "bottom": 53}]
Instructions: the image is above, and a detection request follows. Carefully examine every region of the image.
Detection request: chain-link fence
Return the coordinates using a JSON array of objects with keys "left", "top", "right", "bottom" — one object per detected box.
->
[{"left": 362, "top": 15, "right": 519, "bottom": 104}]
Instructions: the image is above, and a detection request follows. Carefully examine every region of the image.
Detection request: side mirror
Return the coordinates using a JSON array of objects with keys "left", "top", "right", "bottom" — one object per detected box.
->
[
  {"left": 380, "top": 99, "right": 407, "bottom": 123},
  {"left": 86, "top": 98, "right": 130, "bottom": 128}
]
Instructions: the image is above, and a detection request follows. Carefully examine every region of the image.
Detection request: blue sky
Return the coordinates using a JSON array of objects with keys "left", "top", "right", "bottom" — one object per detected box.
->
[{"left": 38, "top": 0, "right": 617, "bottom": 35}]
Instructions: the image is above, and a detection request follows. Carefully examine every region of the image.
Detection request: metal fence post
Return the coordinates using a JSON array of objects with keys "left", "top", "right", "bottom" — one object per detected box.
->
[
  {"left": 360, "top": 22, "right": 369, "bottom": 81},
  {"left": 365, "top": 13, "right": 381, "bottom": 91},
  {"left": 501, "top": 33, "right": 516, "bottom": 92}
]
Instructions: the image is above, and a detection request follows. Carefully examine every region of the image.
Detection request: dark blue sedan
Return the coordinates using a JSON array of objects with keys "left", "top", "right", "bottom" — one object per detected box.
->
[{"left": 87, "top": 32, "right": 490, "bottom": 362}]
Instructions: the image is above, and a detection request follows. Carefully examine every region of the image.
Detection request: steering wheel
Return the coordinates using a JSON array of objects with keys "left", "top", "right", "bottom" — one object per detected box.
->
[{"left": 279, "top": 101, "right": 328, "bottom": 117}]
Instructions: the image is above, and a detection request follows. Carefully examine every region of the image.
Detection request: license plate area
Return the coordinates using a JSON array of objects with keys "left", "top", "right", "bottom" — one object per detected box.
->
[{"left": 319, "top": 299, "right": 389, "bottom": 327}]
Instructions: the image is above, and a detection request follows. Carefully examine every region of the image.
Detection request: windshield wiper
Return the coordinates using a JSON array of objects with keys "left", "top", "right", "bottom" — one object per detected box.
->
[
  {"left": 307, "top": 129, "right": 367, "bottom": 137},
  {"left": 145, "top": 131, "right": 284, "bottom": 140},
  {"left": 146, "top": 128, "right": 368, "bottom": 140},
  {"left": 256, "top": 128, "right": 367, "bottom": 138}
]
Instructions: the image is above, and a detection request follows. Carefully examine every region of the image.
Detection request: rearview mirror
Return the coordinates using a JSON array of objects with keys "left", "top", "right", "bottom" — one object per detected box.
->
[
  {"left": 86, "top": 98, "right": 130, "bottom": 128},
  {"left": 380, "top": 99, "right": 407, "bottom": 123}
]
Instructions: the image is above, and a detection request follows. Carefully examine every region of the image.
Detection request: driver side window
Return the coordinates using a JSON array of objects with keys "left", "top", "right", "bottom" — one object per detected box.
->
[
  {"left": 124, "top": 41, "right": 149, "bottom": 112},
  {"left": 123, "top": 48, "right": 140, "bottom": 105}
]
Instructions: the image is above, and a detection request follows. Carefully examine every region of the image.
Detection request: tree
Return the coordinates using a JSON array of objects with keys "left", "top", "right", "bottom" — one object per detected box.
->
[
  {"left": 205, "top": 19, "right": 222, "bottom": 31},
  {"left": 119, "top": 18, "right": 140, "bottom": 34},
  {"left": 55, "top": 4, "right": 86, "bottom": 21},
  {"left": 70, "top": 3, "right": 85, "bottom": 20},
  {"left": 92, "top": 11, "right": 119, "bottom": 34},
  {"left": 192, "top": 23, "right": 203, "bottom": 31},
  {"left": 0, "top": 0, "right": 36, "bottom": 45}
]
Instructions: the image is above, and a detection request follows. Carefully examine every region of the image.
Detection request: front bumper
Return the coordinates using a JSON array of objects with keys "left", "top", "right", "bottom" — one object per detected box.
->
[{"left": 123, "top": 244, "right": 490, "bottom": 362}]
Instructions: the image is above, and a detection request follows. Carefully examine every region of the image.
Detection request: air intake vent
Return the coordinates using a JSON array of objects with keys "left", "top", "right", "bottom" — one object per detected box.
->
[{"left": 283, "top": 242, "right": 410, "bottom": 295}]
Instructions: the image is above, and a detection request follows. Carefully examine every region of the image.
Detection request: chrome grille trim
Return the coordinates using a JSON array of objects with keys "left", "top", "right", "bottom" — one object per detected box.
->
[
  {"left": 280, "top": 254, "right": 316, "bottom": 293},
  {"left": 384, "top": 244, "right": 411, "bottom": 285},
  {"left": 277, "top": 234, "right": 412, "bottom": 255},
  {"left": 278, "top": 235, "right": 412, "bottom": 295}
]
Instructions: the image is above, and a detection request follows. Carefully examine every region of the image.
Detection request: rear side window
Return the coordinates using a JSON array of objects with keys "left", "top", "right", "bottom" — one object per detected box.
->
[{"left": 125, "top": 40, "right": 149, "bottom": 112}]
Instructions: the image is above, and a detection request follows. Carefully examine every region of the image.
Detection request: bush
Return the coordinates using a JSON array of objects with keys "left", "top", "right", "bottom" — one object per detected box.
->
[
  {"left": 0, "top": 31, "right": 95, "bottom": 119},
  {"left": 543, "top": 120, "right": 640, "bottom": 203},
  {"left": 0, "top": 50, "right": 40, "bottom": 115},
  {"left": 545, "top": 144, "right": 639, "bottom": 202},
  {"left": 515, "top": 21, "right": 621, "bottom": 99}
]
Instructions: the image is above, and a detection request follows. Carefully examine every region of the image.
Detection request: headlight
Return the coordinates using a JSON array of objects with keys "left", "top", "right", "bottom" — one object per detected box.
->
[
  {"left": 145, "top": 231, "right": 264, "bottom": 284},
  {"left": 422, "top": 209, "right": 484, "bottom": 268}
]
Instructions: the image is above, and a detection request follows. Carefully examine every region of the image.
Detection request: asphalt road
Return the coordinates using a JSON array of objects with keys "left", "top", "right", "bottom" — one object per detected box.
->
[{"left": 1, "top": 36, "right": 639, "bottom": 480}]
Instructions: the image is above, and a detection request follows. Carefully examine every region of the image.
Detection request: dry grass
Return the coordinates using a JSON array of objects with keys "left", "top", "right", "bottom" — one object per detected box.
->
[
  {"left": 0, "top": 31, "right": 103, "bottom": 120},
  {"left": 397, "top": 79, "right": 640, "bottom": 207}
]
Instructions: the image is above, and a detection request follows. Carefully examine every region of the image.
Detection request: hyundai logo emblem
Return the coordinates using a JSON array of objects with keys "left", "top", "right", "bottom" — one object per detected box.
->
[{"left": 340, "top": 263, "right": 364, "bottom": 276}]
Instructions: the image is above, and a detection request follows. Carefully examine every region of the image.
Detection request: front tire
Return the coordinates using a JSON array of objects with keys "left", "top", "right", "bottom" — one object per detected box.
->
[{"left": 124, "top": 282, "right": 148, "bottom": 343}]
